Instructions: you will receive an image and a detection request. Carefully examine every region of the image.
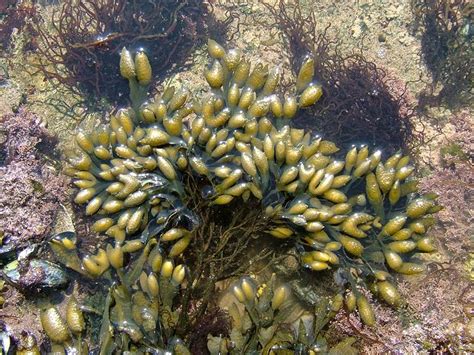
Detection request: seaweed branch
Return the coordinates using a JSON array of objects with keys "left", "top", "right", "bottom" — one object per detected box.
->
[{"left": 27, "top": 0, "right": 221, "bottom": 104}]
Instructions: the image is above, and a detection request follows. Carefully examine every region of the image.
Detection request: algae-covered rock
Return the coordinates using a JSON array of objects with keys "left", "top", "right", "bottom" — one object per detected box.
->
[{"left": 0, "top": 108, "right": 68, "bottom": 254}]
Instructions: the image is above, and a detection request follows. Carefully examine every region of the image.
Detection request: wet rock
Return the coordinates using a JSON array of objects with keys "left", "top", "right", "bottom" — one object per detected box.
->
[{"left": 3, "top": 258, "right": 68, "bottom": 293}]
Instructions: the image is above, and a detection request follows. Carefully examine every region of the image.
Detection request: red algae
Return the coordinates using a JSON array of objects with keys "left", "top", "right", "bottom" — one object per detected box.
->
[{"left": 0, "top": 108, "right": 68, "bottom": 249}]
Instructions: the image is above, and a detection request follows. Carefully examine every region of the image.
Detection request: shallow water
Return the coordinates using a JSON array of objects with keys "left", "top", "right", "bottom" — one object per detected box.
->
[{"left": 0, "top": 0, "right": 472, "bottom": 354}]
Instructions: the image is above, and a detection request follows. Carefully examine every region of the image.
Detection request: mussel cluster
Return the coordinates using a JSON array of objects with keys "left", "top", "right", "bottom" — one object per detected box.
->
[{"left": 48, "top": 39, "right": 441, "bottom": 349}]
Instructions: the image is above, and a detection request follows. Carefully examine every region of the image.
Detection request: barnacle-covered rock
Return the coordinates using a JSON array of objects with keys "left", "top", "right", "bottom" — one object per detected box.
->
[
  {"left": 0, "top": 109, "right": 68, "bottom": 257},
  {"left": 58, "top": 39, "right": 441, "bottom": 340}
]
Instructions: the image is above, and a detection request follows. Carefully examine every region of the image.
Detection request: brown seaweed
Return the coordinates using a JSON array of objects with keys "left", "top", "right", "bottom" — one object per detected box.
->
[
  {"left": 52, "top": 42, "right": 442, "bottom": 353},
  {"left": 28, "top": 0, "right": 224, "bottom": 105}
]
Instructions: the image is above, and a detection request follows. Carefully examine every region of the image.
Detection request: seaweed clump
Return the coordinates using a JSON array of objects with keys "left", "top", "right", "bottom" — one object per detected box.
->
[
  {"left": 411, "top": 0, "right": 473, "bottom": 109},
  {"left": 259, "top": 0, "right": 419, "bottom": 154},
  {"left": 41, "top": 38, "right": 444, "bottom": 352},
  {"left": 0, "top": 0, "right": 37, "bottom": 53},
  {"left": 30, "top": 0, "right": 218, "bottom": 104},
  {"left": 207, "top": 275, "right": 361, "bottom": 353}
]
